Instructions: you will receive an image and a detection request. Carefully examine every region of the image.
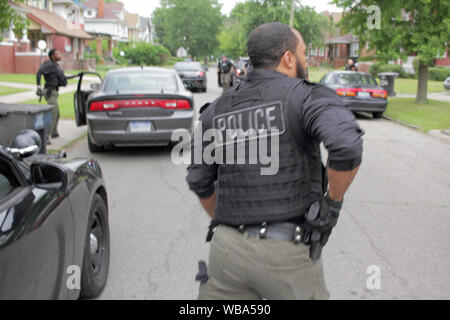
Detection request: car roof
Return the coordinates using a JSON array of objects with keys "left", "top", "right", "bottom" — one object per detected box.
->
[
  {"left": 107, "top": 67, "right": 176, "bottom": 74},
  {"left": 328, "top": 71, "right": 374, "bottom": 76}
]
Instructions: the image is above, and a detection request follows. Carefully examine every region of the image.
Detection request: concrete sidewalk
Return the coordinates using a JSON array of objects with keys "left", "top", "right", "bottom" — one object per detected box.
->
[
  {"left": 395, "top": 92, "right": 450, "bottom": 103},
  {"left": 0, "top": 83, "right": 79, "bottom": 104},
  {"left": 48, "top": 119, "right": 87, "bottom": 151}
]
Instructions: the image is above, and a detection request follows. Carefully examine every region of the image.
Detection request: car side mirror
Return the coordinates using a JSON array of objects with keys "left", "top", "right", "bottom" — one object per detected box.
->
[
  {"left": 31, "top": 162, "right": 68, "bottom": 192},
  {"left": 90, "top": 83, "right": 100, "bottom": 91},
  {"left": 7, "top": 145, "right": 39, "bottom": 159}
]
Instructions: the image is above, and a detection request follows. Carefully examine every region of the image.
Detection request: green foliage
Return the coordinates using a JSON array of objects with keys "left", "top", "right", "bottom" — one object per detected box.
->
[
  {"left": 332, "top": 0, "right": 449, "bottom": 66},
  {"left": 370, "top": 63, "right": 405, "bottom": 78},
  {"left": 428, "top": 67, "right": 450, "bottom": 82},
  {"left": 153, "top": 0, "right": 223, "bottom": 59},
  {"left": 218, "top": 0, "right": 332, "bottom": 59},
  {"left": 332, "top": 0, "right": 450, "bottom": 101},
  {"left": 0, "top": 0, "right": 28, "bottom": 41},
  {"left": 123, "top": 42, "right": 171, "bottom": 66}
]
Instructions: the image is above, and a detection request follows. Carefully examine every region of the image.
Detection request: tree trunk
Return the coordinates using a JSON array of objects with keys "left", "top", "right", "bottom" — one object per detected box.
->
[{"left": 416, "top": 62, "right": 428, "bottom": 103}]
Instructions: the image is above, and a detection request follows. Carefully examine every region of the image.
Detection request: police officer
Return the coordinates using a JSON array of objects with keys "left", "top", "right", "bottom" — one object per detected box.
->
[
  {"left": 217, "top": 55, "right": 235, "bottom": 93},
  {"left": 36, "top": 49, "right": 78, "bottom": 141},
  {"left": 187, "top": 22, "right": 364, "bottom": 300}
]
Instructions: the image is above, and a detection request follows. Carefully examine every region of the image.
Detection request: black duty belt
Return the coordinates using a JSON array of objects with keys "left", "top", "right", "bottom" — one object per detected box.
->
[{"left": 226, "top": 222, "right": 303, "bottom": 243}]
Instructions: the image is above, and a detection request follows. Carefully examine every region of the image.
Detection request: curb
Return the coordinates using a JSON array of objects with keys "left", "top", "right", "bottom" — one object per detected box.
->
[
  {"left": 47, "top": 132, "right": 87, "bottom": 154},
  {"left": 383, "top": 115, "right": 450, "bottom": 144}
]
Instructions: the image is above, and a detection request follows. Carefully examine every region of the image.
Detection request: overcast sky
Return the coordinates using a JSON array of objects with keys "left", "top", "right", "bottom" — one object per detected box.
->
[{"left": 120, "top": 0, "right": 342, "bottom": 17}]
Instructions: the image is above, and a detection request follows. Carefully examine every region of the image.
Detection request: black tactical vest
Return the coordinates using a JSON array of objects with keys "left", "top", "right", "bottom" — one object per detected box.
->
[{"left": 212, "top": 77, "right": 326, "bottom": 226}]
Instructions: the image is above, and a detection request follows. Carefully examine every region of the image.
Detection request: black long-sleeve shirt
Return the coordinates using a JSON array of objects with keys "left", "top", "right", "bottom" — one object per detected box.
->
[
  {"left": 187, "top": 69, "right": 364, "bottom": 199},
  {"left": 36, "top": 60, "right": 69, "bottom": 90}
]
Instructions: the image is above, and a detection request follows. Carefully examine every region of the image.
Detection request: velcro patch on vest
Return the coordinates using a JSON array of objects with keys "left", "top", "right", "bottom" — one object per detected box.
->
[{"left": 212, "top": 101, "right": 286, "bottom": 147}]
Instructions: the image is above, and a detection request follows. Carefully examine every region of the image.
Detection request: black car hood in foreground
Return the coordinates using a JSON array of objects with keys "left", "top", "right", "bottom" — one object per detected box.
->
[{"left": 0, "top": 157, "right": 103, "bottom": 249}]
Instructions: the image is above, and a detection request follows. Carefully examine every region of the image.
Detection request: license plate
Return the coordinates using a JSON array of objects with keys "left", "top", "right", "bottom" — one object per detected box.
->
[
  {"left": 358, "top": 91, "right": 370, "bottom": 98},
  {"left": 130, "top": 121, "right": 152, "bottom": 132}
]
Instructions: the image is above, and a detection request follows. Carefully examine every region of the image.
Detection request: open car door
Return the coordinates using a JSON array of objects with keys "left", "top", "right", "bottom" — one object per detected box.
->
[{"left": 74, "top": 72, "right": 102, "bottom": 127}]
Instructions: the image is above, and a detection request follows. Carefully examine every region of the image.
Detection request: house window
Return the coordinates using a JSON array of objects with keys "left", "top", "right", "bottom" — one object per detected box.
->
[
  {"left": 350, "top": 42, "right": 360, "bottom": 57},
  {"left": 319, "top": 47, "right": 324, "bottom": 57}
]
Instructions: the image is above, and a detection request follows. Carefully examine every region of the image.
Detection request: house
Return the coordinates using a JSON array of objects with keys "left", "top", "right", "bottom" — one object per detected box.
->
[
  {"left": 0, "top": 0, "right": 93, "bottom": 74},
  {"left": 125, "top": 13, "right": 139, "bottom": 42},
  {"left": 138, "top": 17, "right": 155, "bottom": 44},
  {"left": 308, "top": 11, "right": 375, "bottom": 70},
  {"left": 83, "top": 0, "right": 129, "bottom": 59}
]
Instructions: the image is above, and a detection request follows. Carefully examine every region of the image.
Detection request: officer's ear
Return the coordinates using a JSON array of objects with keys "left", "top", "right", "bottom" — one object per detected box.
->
[{"left": 278, "top": 51, "right": 296, "bottom": 76}]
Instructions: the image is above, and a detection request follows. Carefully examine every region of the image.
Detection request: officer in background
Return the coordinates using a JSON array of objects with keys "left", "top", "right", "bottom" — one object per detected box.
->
[
  {"left": 187, "top": 22, "right": 364, "bottom": 300},
  {"left": 36, "top": 49, "right": 78, "bottom": 141},
  {"left": 346, "top": 59, "right": 358, "bottom": 71},
  {"left": 217, "top": 55, "right": 235, "bottom": 93}
]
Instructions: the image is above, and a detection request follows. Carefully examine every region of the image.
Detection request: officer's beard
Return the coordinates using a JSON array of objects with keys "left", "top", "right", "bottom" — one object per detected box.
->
[{"left": 296, "top": 60, "right": 307, "bottom": 80}]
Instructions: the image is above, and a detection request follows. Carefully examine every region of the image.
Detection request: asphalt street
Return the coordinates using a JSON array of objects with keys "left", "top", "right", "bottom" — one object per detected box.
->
[{"left": 68, "top": 69, "right": 450, "bottom": 300}]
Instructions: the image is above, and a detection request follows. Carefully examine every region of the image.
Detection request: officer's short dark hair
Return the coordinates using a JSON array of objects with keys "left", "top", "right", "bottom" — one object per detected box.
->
[
  {"left": 49, "top": 49, "right": 58, "bottom": 59},
  {"left": 247, "top": 22, "right": 299, "bottom": 69}
]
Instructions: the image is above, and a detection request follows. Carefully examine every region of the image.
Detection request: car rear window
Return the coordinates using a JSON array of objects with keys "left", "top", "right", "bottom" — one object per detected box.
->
[
  {"left": 175, "top": 63, "right": 202, "bottom": 71},
  {"left": 334, "top": 73, "right": 378, "bottom": 86},
  {"left": 105, "top": 72, "right": 178, "bottom": 92}
]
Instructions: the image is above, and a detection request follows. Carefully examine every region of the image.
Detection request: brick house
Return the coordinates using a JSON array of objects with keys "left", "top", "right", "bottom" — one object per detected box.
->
[
  {"left": 0, "top": 0, "right": 93, "bottom": 74},
  {"left": 308, "top": 11, "right": 375, "bottom": 70}
]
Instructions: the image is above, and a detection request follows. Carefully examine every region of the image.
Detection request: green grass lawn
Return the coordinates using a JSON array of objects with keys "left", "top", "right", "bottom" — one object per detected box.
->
[
  {"left": 394, "top": 78, "right": 446, "bottom": 95},
  {"left": 0, "top": 85, "right": 29, "bottom": 96},
  {"left": 20, "top": 91, "right": 75, "bottom": 119},
  {"left": 385, "top": 98, "right": 450, "bottom": 132},
  {"left": 0, "top": 73, "right": 79, "bottom": 85}
]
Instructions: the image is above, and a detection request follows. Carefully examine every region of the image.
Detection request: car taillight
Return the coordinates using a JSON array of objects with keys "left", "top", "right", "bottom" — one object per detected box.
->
[
  {"left": 89, "top": 99, "right": 192, "bottom": 111},
  {"left": 371, "top": 90, "right": 388, "bottom": 98},
  {"left": 196, "top": 71, "right": 205, "bottom": 77},
  {"left": 336, "top": 88, "right": 358, "bottom": 97},
  {"left": 336, "top": 88, "right": 388, "bottom": 98},
  {"left": 236, "top": 69, "right": 242, "bottom": 76}
]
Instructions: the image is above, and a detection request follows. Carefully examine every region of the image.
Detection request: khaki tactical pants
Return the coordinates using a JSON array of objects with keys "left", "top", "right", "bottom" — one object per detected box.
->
[
  {"left": 43, "top": 88, "right": 59, "bottom": 137},
  {"left": 198, "top": 225, "right": 330, "bottom": 300},
  {"left": 220, "top": 72, "right": 232, "bottom": 93}
]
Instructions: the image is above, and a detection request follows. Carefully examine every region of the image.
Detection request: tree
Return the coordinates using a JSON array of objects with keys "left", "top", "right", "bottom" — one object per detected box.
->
[
  {"left": 0, "top": 0, "right": 28, "bottom": 41},
  {"left": 218, "top": 0, "right": 332, "bottom": 59},
  {"left": 152, "top": 0, "right": 223, "bottom": 59},
  {"left": 332, "top": 0, "right": 450, "bottom": 103}
]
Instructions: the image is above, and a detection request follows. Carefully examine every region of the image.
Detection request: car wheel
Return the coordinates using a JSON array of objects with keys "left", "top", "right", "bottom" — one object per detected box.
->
[
  {"left": 372, "top": 112, "right": 384, "bottom": 119},
  {"left": 202, "top": 86, "right": 207, "bottom": 93},
  {"left": 80, "top": 194, "right": 110, "bottom": 299},
  {"left": 88, "top": 134, "right": 103, "bottom": 153}
]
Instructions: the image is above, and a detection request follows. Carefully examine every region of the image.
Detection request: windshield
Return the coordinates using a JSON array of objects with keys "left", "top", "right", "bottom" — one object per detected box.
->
[
  {"left": 334, "top": 73, "right": 378, "bottom": 86},
  {"left": 174, "top": 63, "right": 202, "bottom": 71},
  {"left": 104, "top": 71, "right": 178, "bottom": 93}
]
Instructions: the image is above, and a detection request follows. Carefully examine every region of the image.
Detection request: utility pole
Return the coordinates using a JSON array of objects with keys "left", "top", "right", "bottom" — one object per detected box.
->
[{"left": 289, "top": 0, "right": 296, "bottom": 27}]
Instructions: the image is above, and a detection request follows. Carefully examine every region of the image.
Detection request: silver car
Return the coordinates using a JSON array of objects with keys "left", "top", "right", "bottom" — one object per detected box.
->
[
  {"left": 444, "top": 77, "right": 450, "bottom": 90},
  {"left": 74, "top": 68, "right": 194, "bottom": 152}
]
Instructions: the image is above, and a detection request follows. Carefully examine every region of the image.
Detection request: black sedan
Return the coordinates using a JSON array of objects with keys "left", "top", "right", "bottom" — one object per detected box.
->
[
  {"left": 174, "top": 62, "right": 207, "bottom": 92},
  {"left": 74, "top": 68, "right": 194, "bottom": 153},
  {"left": 0, "top": 131, "right": 109, "bottom": 299},
  {"left": 320, "top": 71, "right": 388, "bottom": 118}
]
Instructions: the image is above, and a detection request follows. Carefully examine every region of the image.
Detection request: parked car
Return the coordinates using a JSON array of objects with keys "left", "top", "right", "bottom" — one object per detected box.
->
[
  {"left": 444, "top": 77, "right": 450, "bottom": 90},
  {"left": 74, "top": 67, "right": 195, "bottom": 153},
  {"left": 320, "top": 71, "right": 388, "bottom": 118},
  {"left": 174, "top": 62, "right": 207, "bottom": 92},
  {"left": 0, "top": 130, "right": 109, "bottom": 299}
]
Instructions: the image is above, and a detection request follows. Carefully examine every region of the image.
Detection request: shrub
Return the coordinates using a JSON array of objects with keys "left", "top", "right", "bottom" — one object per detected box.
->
[
  {"left": 370, "top": 63, "right": 406, "bottom": 78},
  {"left": 428, "top": 67, "right": 450, "bottom": 81},
  {"left": 124, "top": 43, "right": 170, "bottom": 66}
]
